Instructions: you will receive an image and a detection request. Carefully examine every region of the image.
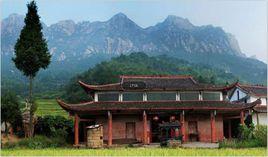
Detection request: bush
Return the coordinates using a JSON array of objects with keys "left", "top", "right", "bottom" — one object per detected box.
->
[
  {"left": 35, "top": 115, "right": 73, "bottom": 137},
  {"left": 254, "top": 125, "right": 267, "bottom": 147},
  {"left": 220, "top": 124, "right": 267, "bottom": 148},
  {"left": 3, "top": 135, "right": 69, "bottom": 149},
  {"left": 219, "top": 139, "right": 261, "bottom": 148},
  {"left": 1, "top": 91, "right": 23, "bottom": 134},
  {"left": 238, "top": 124, "right": 254, "bottom": 140}
]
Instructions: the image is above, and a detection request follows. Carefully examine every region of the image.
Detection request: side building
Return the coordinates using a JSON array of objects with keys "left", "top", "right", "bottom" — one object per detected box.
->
[
  {"left": 57, "top": 75, "right": 261, "bottom": 146},
  {"left": 229, "top": 82, "right": 267, "bottom": 125}
]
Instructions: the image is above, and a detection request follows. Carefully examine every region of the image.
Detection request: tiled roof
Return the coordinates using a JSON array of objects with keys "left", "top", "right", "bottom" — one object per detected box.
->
[
  {"left": 120, "top": 75, "right": 198, "bottom": 90},
  {"left": 78, "top": 75, "right": 234, "bottom": 92},
  {"left": 57, "top": 99, "right": 260, "bottom": 112},
  {"left": 238, "top": 84, "right": 267, "bottom": 97}
]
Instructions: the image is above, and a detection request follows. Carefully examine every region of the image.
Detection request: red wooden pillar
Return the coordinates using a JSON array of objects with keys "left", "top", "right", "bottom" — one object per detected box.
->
[
  {"left": 143, "top": 110, "right": 147, "bottom": 144},
  {"left": 74, "top": 113, "right": 79, "bottom": 146},
  {"left": 240, "top": 110, "right": 245, "bottom": 125},
  {"left": 210, "top": 110, "right": 216, "bottom": 143},
  {"left": 228, "top": 120, "right": 232, "bottom": 139},
  {"left": 180, "top": 110, "right": 185, "bottom": 142},
  {"left": 108, "top": 111, "right": 112, "bottom": 146}
]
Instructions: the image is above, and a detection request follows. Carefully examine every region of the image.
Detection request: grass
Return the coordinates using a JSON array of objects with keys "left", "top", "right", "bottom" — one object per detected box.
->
[
  {"left": 35, "top": 99, "right": 68, "bottom": 117},
  {"left": 1, "top": 148, "right": 267, "bottom": 156},
  {"left": 219, "top": 139, "right": 265, "bottom": 148}
]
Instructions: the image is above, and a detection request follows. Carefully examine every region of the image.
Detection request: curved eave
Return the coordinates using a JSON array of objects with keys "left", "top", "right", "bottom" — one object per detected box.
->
[
  {"left": 253, "top": 105, "right": 267, "bottom": 113},
  {"left": 56, "top": 99, "right": 261, "bottom": 113},
  {"left": 78, "top": 80, "right": 121, "bottom": 93}
]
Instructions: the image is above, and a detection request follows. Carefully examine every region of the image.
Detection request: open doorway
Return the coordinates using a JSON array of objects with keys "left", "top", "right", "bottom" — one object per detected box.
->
[
  {"left": 188, "top": 121, "right": 198, "bottom": 141},
  {"left": 223, "top": 118, "right": 240, "bottom": 138}
]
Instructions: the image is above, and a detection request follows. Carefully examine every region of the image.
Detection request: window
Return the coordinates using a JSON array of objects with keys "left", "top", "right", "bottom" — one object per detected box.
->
[
  {"left": 237, "top": 90, "right": 240, "bottom": 100},
  {"left": 203, "top": 92, "right": 221, "bottom": 100},
  {"left": 180, "top": 92, "right": 199, "bottom": 100},
  {"left": 98, "top": 92, "right": 119, "bottom": 101},
  {"left": 123, "top": 92, "right": 143, "bottom": 101},
  {"left": 147, "top": 92, "right": 176, "bottom": 101}
]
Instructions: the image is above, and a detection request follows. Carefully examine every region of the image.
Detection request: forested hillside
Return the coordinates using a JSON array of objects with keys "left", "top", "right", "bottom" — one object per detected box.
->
[{"left": 63, "top": 52, "right": 239, "bottom": 103}]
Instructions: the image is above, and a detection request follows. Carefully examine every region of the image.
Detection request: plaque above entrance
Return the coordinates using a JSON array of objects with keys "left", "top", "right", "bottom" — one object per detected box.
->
[{"left": 122, "top": 81, "right": 146, "bottom": 90}]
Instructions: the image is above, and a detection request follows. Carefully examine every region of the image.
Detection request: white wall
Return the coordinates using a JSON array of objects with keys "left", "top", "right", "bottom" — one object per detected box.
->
[
  {"left": 249, "top": 96, "right": 267, "bottom": 105},
  {"left": 230, "top": 88, "right": 247, "bottom": 101},
  {"left": 252, "top": 113, "right": 267, "bottom": 125}
]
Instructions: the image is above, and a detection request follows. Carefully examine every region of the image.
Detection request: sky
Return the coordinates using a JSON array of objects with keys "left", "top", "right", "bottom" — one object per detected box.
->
[{"left": 1, "top": 0, "right": 267, "bottom": 62}]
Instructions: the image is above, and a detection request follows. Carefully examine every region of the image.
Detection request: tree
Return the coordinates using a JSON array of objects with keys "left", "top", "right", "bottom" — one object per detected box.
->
[
  {"left": 13, "top": 0, "right": 51, "bottom": 137},
  {"left": 1, "top": 92, "right": 22, "bottom": 135}
]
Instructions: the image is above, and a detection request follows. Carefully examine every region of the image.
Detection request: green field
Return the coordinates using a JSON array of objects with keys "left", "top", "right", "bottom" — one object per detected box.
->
[
  {"left": 1, "top": 148, "right": 266, "bottom": 156},
  {"left": 35, "top": 99, "right": 68, "bottom": 117}
]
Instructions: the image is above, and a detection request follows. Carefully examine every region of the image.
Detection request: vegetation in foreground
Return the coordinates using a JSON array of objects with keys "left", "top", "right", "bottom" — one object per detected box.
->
[
  {"left": 219, "top": 124, "right": 267, "bottom": 148},
  {"left": 1, "top": 147, "right": 266, "bottom": 156}
]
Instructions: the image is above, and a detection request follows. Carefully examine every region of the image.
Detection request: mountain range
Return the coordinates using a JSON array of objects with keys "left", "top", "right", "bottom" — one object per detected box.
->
[
  {"left": 2, "top": 13, "right": 245, "bottom": 61},
  {"left": 1, "top": 13, "right": 267, "bottom": 95}
]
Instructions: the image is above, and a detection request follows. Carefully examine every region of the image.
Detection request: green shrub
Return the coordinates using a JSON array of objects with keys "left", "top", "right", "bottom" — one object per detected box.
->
[
  {"left": 219, "top": 139, "right": 260, "bottom": 148},
  {"left": 254, "top": 125, "right": 267, "bottom": 147},
  {"left": 35, "top": 115, "right": 73, "bottom": 139},
  {"left": 238, "top": 124, "right": 254, "bottom": 140},
  {"left": 3, "top": 135, "right": 69, "bottom": 149},
  {"left": 3, "top": 142, "right": 17, "bottom": 149},
  {"left": 220, "top": 124, "right": 267, "bottom": 148}
]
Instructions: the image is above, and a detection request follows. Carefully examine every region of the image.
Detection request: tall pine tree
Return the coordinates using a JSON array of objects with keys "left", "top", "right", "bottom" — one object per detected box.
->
[{"left": 13, "top": 0, "right": 51, "bottom": 137}]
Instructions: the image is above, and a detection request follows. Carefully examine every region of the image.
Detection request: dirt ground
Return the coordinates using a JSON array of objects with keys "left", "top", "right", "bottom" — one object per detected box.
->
[{"left": 1, "top": 134, "right": 20, "bottom": 144}]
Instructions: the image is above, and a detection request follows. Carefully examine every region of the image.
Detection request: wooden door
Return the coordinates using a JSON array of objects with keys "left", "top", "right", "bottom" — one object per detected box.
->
[
  {"left": 126, "top": 122, "right": 136, "bottom": 139},
  {"left": 188, "top": 121, "right": 198, "bottom": 134},
  {"left": 188, "top": 121, "right": 198, "bottom": 141}
]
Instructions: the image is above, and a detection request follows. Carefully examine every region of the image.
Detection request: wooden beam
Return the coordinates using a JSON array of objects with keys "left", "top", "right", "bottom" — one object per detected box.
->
[
  {"left": 108, "top": 111, "right": 112, "bottom": 146},
  {"left": 143, "top": 110, "right": 147, "bottom": 145},
  {"left": 223, "top": 116, "right": 240, "bottom": 120},
  {"left": 79, "top": 119, "right": 94, "bottom": 122},
  {"left": 180, "top": 110, "right": 185, "bottom": 142},
  {"left": 74, "top": 114, "right": 79, "bottom": 146},
  {"left": 210, "top": 110, "right": 216, "bottom": 143},
  {"left": 240, "top": 110, "right": 245, "bottom": 125}
]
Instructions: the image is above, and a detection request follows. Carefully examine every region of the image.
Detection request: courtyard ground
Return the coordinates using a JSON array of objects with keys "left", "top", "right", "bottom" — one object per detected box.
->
[{"left": 1, "top": 148, "right": 266, "bottom": 156}]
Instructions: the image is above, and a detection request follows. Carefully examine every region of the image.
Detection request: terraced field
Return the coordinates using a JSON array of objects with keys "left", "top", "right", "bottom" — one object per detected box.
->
[{"left": 35, "top": 99, "right": 68, "bottom": 117}]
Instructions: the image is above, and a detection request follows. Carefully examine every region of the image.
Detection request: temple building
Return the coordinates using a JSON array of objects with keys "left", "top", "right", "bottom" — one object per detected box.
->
[
  {"left": 57, "top": 75, "right": 261, "bottom": 146},
  {"left": 228, "top": 82, "right": 267, "bottom": 125}
]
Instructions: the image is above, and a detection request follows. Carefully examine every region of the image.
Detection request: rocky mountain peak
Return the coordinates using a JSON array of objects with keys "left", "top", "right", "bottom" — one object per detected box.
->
[
  {"left": 163, "top": 15, "right": 195, "bottom": 30},
  {"left": 2, "top": 13, "right": 246, "bottom": 59},
  {"left": 57, "top": 20, "right": 76, "bottom": 27},
  {"left": 107, "top": 12, "right": 141, "bottom": 30},
  {"left": 110, "top": 12, "right": 128, "bottom": 20},
  {"left": 1, "top": 14, "right": 24, "bottom": 33},
  {"left": 49, "top": 20, "right": 76, "bottom": 35}
]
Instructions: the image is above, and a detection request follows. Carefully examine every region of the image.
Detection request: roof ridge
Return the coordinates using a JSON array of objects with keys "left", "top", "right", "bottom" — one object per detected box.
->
[
  {"left": 238, "top": 84, "right": 267, "bottom": 89},
  {"left": 120, "top": 75, "right": 193, "bottom": 79}
]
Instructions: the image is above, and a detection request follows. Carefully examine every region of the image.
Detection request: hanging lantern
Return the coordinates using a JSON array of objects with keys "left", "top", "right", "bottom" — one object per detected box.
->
[
  {"left": 153, "top": 116, "right": 159, "bottom": 121},
  {"left": 170, "top": 116, "right": 176, "bottom": 121}
]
